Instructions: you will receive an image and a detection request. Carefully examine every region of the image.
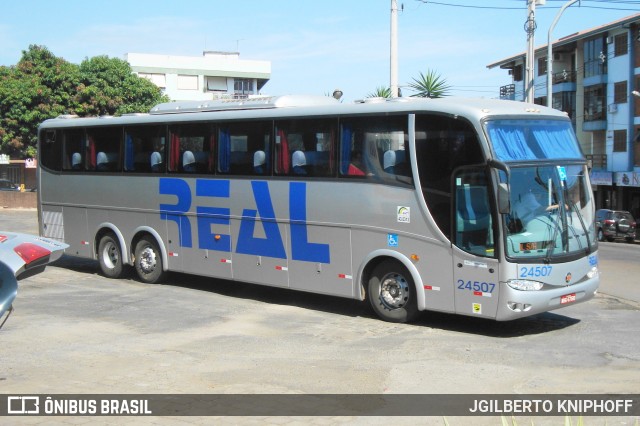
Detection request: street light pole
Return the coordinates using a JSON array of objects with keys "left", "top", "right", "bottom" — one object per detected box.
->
[
  {"left": 525, "top": 0, "right": 537, "bottom": 104},
  {"left": 390, "top": 0, "right": 399, "bottom": 98},
  {"left": 547, "top": 0, "right": 579, "bottom": 107}
]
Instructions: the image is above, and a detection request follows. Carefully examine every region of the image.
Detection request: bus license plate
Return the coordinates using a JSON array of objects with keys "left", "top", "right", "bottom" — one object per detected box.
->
[{"left": 560, "top": 293, "right": 576, "bottom": 304}]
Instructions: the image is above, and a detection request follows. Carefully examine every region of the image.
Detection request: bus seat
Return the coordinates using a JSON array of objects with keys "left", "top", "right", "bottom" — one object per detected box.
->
[
  {"left": 71, "top": 152, "right": 82, "bottom": 170},
  {"left": 292, "top": 151, "right": 307, "bottom": 175},
  {"left": 383, "top": 150, "right": 396, "bottom": 174},
  {"left": 253, "top": 150, "right": 266, "bottom": 174},
  {"left": 96, "top": 152, "right": 109, "bottom": 171},
  {"left": 150, "top": 151, "right": 163, "bottom": 172},
  {"left": 183, "top": 151, "right": 196, "bottom": 172}
]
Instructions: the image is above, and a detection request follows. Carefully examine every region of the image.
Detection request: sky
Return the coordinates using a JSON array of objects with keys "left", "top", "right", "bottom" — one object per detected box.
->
[{"left": 1, "top": 0, "right": 640, "bottom": 102}]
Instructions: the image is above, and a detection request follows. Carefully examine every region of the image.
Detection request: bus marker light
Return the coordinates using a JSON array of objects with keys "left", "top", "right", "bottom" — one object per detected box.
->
[
  {"left": 168, "top": 252, "right": 179, "bottom": 257},
  {"left": 220, "top": 259, "right": 232, "bottom": 264},
  {"left": 214, "top": 235, "right": 221, "bottom": 241},
  {"left": 424, "top": 285, "right": 440, "bottom": 291},
  {"left": 410, "top": 254, "right": 420, "bottom": 261},
  {"left": 473, "top": 291, "right": 492, "bottom": 298},
  {"left": 81, "top": 241, "right": 90, "bottom": 245},
  {"left": 338, "top": 274, "right": 352, "bottom": 280},
  {"left": 275, "top": 266, "right": 288, "bottom": 271}
]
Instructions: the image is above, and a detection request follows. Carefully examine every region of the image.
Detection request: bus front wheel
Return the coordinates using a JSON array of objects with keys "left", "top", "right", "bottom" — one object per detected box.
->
[
  {"left": 98, "top": 233, "right": 125, "bottom": 279},
  {"left": 134, "top": 236, "right": 165, "bottom": 284},
  {"left": 367, "top": 260, "right": 420, "bottom": 323}
]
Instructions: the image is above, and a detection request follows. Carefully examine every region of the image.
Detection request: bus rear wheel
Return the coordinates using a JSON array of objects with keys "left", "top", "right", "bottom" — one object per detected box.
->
[
  {"left": 134, "top": 236, "right": 165, "bottom": 284},
  {"left": 98, "top": 233, "right": 125, "bottom": 279},
  {"left": 367, "top": 260, "right": 420, "bottom": 323}
]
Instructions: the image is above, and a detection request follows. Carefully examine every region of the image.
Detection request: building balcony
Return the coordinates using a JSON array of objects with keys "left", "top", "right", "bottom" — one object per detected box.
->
[{"left": 586, "top": 154, "right": 607, "bottom": 170}]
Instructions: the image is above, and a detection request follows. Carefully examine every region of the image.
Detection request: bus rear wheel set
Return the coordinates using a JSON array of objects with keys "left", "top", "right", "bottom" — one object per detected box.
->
[{"left": 97, "top": 233, "right": 166, "bottom": 284}]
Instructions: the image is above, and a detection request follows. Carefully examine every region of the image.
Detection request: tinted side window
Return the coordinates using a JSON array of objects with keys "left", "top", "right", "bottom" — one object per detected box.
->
[
  {"left": 415, "top": 114, "right": 483, "bottom": 239},
  {"left": 39, "top": 129, "right": 62, "bottom": 171},
  {"left": 275, "top": 118, "right": 336, "bottom": 177},
  {"left": 169, "top": 123, "right": 214, "bottom": 173},
  {"left": 339, "top": 115, "right": 411, "bottom": 185},
  {"left": 218, "top": 121, "right": 272, "bottom": 176},
  {"left": 125, "top": 125, "right": 166, "bottom": 173},
  {"left": 87, "top": 127, "right": 123, "bottom": 172}
]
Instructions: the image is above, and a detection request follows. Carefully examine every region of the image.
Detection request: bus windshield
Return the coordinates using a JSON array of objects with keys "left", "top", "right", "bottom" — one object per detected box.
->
[{"left": 503, "top": 165, "right": 595, "bottom": 260}]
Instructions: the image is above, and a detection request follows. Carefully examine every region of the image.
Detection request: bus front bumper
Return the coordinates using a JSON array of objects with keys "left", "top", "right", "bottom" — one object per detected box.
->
[{"left": 495, "top": 276, "right": 599, "bottom": 321}]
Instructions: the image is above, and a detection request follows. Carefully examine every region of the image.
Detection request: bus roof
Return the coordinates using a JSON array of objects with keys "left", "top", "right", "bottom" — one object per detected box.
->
[{"left": 40, "top": 95, "right": 569, "bottom": 129}]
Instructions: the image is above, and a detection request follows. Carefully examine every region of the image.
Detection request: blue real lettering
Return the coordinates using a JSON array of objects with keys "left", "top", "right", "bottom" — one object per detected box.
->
[{"left": 159, "top": 178, "right": 330, "bottom": 264}]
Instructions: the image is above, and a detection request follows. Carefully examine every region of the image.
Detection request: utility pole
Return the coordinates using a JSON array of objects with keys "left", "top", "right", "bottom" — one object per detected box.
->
[
  {"left": 390, "top": 0, "right": 399, "bottom": 98},
  {"left": 524, "top": 0, "right": 538, "bottom": 104},
  {"left": 547, "top": 0, "right": 579, "bottom": 107}
]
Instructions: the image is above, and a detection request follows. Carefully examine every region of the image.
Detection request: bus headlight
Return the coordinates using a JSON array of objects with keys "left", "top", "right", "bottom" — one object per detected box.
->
[
  {"left": 507, "top": 279, "right": 544, "bottom": 291},
  {"left": 587, "top": 266, "right": 599, "bottom": 279}
]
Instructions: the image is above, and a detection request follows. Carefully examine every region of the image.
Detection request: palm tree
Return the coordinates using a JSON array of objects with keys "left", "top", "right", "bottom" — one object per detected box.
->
[
  {"left": 367, "top": 86, "right": 392, "bottom": 99},
  {"left": 408, "top": 70, "right": 451, "bottom": 98}
]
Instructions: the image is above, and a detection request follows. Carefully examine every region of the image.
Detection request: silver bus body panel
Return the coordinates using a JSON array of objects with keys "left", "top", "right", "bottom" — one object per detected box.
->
[{"left": 37, "top": 96, "right": 596, "bottom": 321}]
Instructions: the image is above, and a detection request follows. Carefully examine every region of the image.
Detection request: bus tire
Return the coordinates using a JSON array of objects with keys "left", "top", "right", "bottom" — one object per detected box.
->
[
  {"left": 367, "top": 259, "right": 420, "bottom": 323},
  {"left": 134, "top": 236, "right": 165, "bottom": 284},
  {"left": 98, "top": 233, "right": 125, "bottom": 279}
]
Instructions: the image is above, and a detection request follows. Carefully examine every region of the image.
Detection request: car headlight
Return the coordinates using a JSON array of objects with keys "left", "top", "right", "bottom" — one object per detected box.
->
[{"left": 507, "top": 279, "right": 544, "bottom": 291}]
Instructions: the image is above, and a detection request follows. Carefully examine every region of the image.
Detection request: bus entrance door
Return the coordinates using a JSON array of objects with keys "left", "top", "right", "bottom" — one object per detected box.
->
[{"left": 452, "top": 168, "right": 499, "bottom": 318}]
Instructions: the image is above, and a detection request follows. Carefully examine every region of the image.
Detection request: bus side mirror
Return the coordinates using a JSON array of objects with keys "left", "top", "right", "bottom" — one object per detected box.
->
[{"left": 497, "top": 182, "right": 510, "bottom": 214}]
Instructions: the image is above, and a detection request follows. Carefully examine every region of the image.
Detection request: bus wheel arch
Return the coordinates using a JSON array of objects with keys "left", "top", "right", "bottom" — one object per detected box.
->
[
  {"left": 95, "top": 226, "right": 128, "bottom": 279},
  {"left": 131, "top": 230, "right": 167, "bottom": 284},
  {"left": 360, "top": 253, "right": 424, "bottom": 323}
]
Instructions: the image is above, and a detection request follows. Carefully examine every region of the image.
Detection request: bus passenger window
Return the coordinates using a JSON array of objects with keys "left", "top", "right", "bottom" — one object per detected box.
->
[
  {"left": 125, "top": 125, "right": 166, "bottom": 173},
  {"left": 218, "top": 121, "right": 271, "bottom": 176},
  {"left": 275, "top": 118, "right": 336, "bottom": 177},
  {"left": 340, "top": 115, "right": 411, "bottom": 184},
  {"left": 87, "top": 127, "right": 123, "bottom": 172},
  {"left": 169, "top": 124, "right": 214, "bottom": 173},
  {"left": 61, "top": 129, "right": 85, "bottom": 171}
]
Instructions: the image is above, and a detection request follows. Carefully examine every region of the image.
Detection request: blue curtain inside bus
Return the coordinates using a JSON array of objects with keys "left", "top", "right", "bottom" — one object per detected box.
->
[
  {"left": 219, "top": 128, "right": 231, "bottom": 173},
  {"left": 340, "top": 124, "right": 352, "bottom": 175},
  {"left": 486, "top": 120, "right": 582, "bottom": 161},
  {"left": 125, "top": 134, "right": 134, "bottom": 170}
]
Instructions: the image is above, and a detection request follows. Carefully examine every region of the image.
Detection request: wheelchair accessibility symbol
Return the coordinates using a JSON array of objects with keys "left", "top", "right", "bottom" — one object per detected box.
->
[{"left": 387, "top": 234, "right": 399, "bottom": 247}]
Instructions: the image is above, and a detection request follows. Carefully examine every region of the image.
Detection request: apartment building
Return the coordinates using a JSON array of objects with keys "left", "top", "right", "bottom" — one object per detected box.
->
[
  {"left": 488, "top": 13, "right": 640, "bottom": 218},
  {"left": 126, "top": 51, "right": 271, "bottom": 102}
]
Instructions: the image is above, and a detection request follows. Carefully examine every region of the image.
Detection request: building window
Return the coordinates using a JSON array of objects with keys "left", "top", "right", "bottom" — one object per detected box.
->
[
  {"left": 613, "top": 129, "right": 627, "bottom": 152},
  {"left": 512, "top": 65, "right": 523, "bottom": 82},
  {"left": 584, "top": 36, "right": 607, "bottom": 78},
  {"left": 206, "top": 76, "right": 228, "bottom": 92},
  {"left": 234, "top": 78, "right": 253, "bottom": 98},
  {"left": 552, "top": 91, "right": 576, "bottom": 121},
  {"left": 614, "top": 81, "right": 628, "bottom": 104},
  {"left": 537, "top": 57, "right": 547, "bottom": 76},
  {"left": 177, "top": 75, "right": 198, "bottom": 90},
  {"left": 614, "top": 33, "right": 628, "bottom": 57},
  {"left": 584, "top": 85, "right": 606, "bottom": 122},
  {"left": 138, "top": 73, "right": 166, "bottom": 89}
]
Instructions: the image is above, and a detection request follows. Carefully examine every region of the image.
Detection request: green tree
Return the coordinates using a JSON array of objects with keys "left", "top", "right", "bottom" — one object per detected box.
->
[
  {"left": 366, "top": 86, "right": 392, "bottom": 99},
  {"left": 0, "top": 45, "right": 169, "bottom": 158},
  {"left": 408, "top": 69, "right": 451, "bottom": 98},
  {"left": 75, "top": 55, "right": 168, "bottom": 116},
  {"left": 0, "top": 45, "right": 80, "bottom": 157}
]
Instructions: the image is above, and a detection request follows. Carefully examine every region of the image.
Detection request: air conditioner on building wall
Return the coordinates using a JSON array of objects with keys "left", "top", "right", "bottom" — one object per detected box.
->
[
  {"left": 608, "top": 103, "right": 618, "bottom": 113},
  {"left": 606, "top": 36, "right": 614, "bottom": 44},
  {"left": 553, "top": 53, "right": 564, "bottom": 61}
]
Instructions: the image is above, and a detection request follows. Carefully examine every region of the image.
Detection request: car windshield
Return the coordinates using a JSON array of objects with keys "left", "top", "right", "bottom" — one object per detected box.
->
[{"left": 503, "top": 165, "right": 596, "bottom": 260}]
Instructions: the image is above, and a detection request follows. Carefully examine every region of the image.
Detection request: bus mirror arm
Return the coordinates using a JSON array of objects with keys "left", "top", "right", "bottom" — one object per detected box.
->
[{"left": 488, "top": 160, "right": 511, "bottom": 214}]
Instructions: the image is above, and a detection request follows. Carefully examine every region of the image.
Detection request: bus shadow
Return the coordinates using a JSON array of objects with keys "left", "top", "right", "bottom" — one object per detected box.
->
[{"left": 52, "top": 255, "right": 581, "bottom": 337}]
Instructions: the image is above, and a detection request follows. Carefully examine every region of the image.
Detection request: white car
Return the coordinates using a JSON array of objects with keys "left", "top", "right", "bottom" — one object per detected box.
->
[{"left": 0, "top": 232, "right": 68, "bottom": 328}]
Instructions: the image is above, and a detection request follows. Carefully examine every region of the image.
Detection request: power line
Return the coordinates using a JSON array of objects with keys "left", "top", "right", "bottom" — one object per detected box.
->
[{"left": 416, "top": 0, "right": 640, "bottom": 12}]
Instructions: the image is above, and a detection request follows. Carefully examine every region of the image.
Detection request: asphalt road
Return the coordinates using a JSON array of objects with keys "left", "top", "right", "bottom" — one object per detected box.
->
[{"left": 1, "top": 209, "right": 639, "bottom": 425}]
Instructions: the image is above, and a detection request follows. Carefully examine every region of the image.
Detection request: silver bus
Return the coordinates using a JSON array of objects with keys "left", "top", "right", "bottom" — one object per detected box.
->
[{"left": 37, "top": 95, "right": 599, "bottom": 322}]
